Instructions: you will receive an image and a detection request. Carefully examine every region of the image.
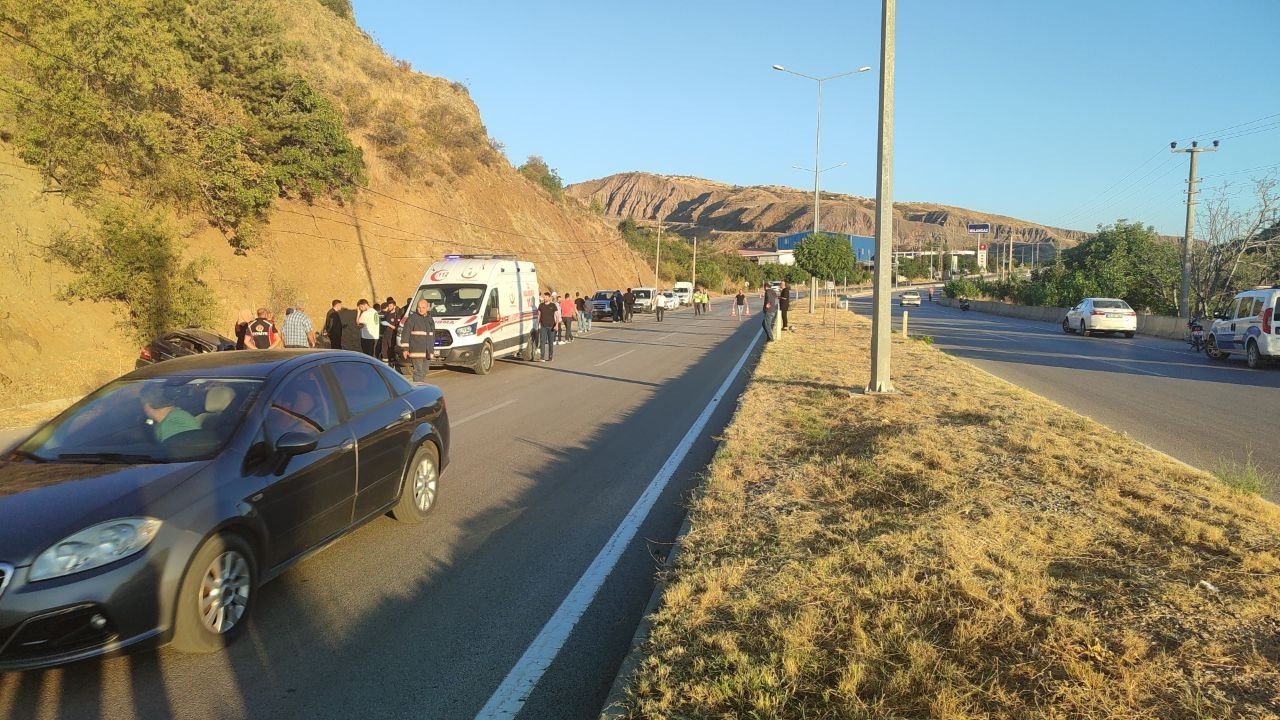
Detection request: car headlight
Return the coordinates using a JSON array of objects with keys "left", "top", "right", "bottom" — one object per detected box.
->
[
  {"left": 455, "top": 324, "right": 476, "bottom": 337},
  {"left": 29, "top": 518, "right": 162, "bottom": 581}
]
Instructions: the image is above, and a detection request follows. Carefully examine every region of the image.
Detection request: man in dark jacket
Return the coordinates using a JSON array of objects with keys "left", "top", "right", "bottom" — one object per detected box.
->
[
  {"left": 611, "top": 290, "right": 624, "bottom": 322},
  {"left": 623, "top": 289, "right": 636, "bottom": 323},
  {"left": 323, "top": 300, "right": 344, "bottom": 349},
  {"left": 762, "top": 285, "right": 778, "bottom": 342},
  {"left": 538, "top": 292, "right": 559, "bottom": 361},
  {"left": 399, "top": 299, "right": 436, "bottom": 382},
  {"left": 779, "top": 281, "right": 791, "bottom": 331},
  {"left": 338, "top": 305, "right": 362, "bottom": 352}
]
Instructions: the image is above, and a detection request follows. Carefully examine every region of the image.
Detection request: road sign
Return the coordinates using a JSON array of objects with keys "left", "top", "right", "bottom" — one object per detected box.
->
[
  {"left": 979, "top": 243, "right": 987, "bottom": 250},
  {"left": 967, "top": 223, "right": 991, "bottom": 234},
  {"left": 825, "top": 281, "right": 836, "bottom": 290}
]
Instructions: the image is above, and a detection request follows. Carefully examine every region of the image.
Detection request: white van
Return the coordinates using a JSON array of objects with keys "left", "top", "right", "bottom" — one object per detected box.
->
[
  {"left": 1207, "top": 285, "right": 1280, "bottom": 369},
  {"left": 672, "top": 282, "right": 694, "bottom": 306},
  {"left": 408, "top": 255, "right": 538, "bottom": 375}
]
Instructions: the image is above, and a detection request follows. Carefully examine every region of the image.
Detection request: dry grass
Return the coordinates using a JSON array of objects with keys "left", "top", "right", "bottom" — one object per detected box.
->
[{"left": 618, "top": 311, "right": 1280, "bottom": 719}]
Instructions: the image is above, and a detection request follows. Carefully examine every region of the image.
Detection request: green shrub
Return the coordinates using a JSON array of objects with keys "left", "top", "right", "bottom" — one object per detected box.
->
[
  {"left": 47, "top": 205, "right": 215, "bottom": 344},
  {"left": 944, "top": 277, "right": 980, "bottom": 299},
  {"left": 518, "top": 155, "right": 565, "bottom": 198}
]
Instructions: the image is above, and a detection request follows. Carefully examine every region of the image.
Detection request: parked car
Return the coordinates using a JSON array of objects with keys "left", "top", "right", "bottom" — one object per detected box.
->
[
  {"left": 631, "top": 287, "right": 657, "bottom": 313},
  {"left": 658, "top": 290, "right": 679, "bottom": 310},
  {"left": 1206, "top": 285, "right": 1280, "bottom": 368},
  {"left": 0, "top": 350, "right": 449, "bottom": 670},
  {"left": 672, "top": 282, "right": 694, "bottom": 306},
  {"left": 136, "top": 329, "right": 236, "bottom": 368},
  {"left": 589, "top": 290, "right": 619, "bottom": 320},
  {"left": 899, "top": 290, "right": 921, "bottom": 307},
  {"left": 1062, "top": 298, "right": 1137, "bottom": 337}
]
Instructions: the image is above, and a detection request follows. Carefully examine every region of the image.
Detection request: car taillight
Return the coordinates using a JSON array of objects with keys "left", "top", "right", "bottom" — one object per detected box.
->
[
  {"left": 139, "top": 347, "right": 153, "bottom": 361},
  {"left": 1090, "top": 310, "right": 1105, "bottom": 316},
  {"left": 1264, "top": 307, "right": 1273, "bottom": 334}
]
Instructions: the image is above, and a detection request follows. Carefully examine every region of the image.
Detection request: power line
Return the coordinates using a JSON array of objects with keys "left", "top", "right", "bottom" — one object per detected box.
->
[
  {"left": 1054, "top": 146, "right": 1167, "bottom": 228},
  {"left": 1178, "top": 111, "right": 1280, "bottom": 144}
]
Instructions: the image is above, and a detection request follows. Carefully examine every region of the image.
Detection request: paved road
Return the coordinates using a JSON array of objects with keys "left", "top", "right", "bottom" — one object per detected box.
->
[
  {"left": 0, "top": 300, "right": 764, "bottom": 720},
  {"left": 849, "top": 293, "right": 1280, "bottom": 496}
]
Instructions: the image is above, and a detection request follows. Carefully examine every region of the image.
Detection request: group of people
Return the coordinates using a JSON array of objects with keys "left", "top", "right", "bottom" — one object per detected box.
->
[
  {"left": 532, "top": 290, "right": 600, "bottom": 362},
  {"left": 760, "top": 281, "right": 792, "bottom": 341},
  {"left": 691, "top": 289, "right": 711, "bottom": 316}
]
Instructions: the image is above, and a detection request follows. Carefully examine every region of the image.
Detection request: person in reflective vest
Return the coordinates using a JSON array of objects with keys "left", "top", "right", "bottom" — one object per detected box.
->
[{"left": 399, "top": 299, "right": 436, "bottom": 383}]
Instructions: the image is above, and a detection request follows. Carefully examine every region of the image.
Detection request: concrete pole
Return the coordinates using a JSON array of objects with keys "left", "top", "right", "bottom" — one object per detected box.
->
[
  {"left": 868, "top": 0, "right": 895, "bottom": 393},
  {"left": 813, "top": 80, "right": 823, "bottom": 235},
  {"left": 1180, "top": 150, "right": 1198, "bottom": 318},
  {"left": 902, "top": 309, "right": 908, "bottom": 339},
  {"left": 809, "top": 276, "right": 816, "bottom": 313},
  {"left": 654, "top": 221, "right": 662, "bottom": 291},
  {"left": 691, "top": 234, "right": 698, "bottom": 292}
]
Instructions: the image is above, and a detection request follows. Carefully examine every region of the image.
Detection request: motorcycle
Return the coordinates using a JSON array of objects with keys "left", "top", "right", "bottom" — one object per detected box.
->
[
  {"left": 1187, "top": 316, "right": 1205, "bottom": 352},
  {"left": 959, "top": 298, "right": 971, "bottom": 311}
]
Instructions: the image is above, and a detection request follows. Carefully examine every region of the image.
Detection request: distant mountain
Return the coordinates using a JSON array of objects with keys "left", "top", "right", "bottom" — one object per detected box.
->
[{"left": 567, "top": 172, "right": 1091, "bottom": 258}]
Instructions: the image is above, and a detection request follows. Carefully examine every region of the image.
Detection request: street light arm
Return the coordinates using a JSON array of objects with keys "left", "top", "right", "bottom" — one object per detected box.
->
[{"left": 772, "top": 65, "right": 820, "bottom": 81}]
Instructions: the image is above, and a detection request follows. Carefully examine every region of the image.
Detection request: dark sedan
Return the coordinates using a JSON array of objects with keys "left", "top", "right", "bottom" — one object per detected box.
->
[
  {"left": 0, "top": 350, "right": 449, "bottom": 670},
  {"left": 136, "top": 328, "right": 237, "bottom": 368}
]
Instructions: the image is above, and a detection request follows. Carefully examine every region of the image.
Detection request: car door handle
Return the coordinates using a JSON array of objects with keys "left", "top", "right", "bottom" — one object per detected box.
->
[
  {"left": 400, "top": 411, "right": 412, "bottom": 421},
  {"left": 341, "top": 440, "right": 355, "bottom": 451}
]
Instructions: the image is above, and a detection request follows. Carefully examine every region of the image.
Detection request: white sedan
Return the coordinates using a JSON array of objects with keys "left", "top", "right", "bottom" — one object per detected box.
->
[
  {"left": 1063, "top": 298, "right": 1137, "bottom": 337},
  {"left": 899, "top": 290, "right": 921, "bottom": 307}
]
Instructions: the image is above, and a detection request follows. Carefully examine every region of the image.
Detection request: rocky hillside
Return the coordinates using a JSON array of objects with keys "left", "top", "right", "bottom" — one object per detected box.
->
[
  {"left": 0, "top": 0, "right": 647, "bottom": 413},
  {"left": 568, "top": 172, "right": 1091, "bottom": 255}
]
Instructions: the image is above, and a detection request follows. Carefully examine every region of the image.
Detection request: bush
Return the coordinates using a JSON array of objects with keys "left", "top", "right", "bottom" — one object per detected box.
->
[
  {"left": 47, "top": 205, "right": 215, "bottom": 344},
  {"left": 944, "top": 277, "right": 979, "bottom": 299},
  {"left": 518, "top": 156, "right": 565, "bottom": 198}
]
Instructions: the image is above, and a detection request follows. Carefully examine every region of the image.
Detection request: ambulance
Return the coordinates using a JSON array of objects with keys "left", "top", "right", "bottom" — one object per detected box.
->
[{"left": 407, "top": 255, "right": 538, "bottom": 375}]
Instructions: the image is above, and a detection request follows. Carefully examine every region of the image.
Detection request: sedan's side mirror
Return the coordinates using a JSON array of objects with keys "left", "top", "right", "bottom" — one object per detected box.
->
[{"left": 275, "top": 431, "right": 318, "bottom": 456}]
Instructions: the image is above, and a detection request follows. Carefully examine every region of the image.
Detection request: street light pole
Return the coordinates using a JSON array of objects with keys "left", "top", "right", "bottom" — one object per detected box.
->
[
  {"left": 773, "top": 64, "right": 871, "bottom": 236},
  {"left": 654, "top": 220, "right": 662, "bottom": 291},
  {"left": 867, "top": 0, "right": 895, "bottom": 394}
]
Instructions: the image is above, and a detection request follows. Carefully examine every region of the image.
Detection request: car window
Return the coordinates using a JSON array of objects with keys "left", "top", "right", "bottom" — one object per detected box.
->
[
  {"left": 265, "top": 367, "right": 339, "bottom": 442},
  {"left": 1234, "top": 297, "right": 1254, "bottom": 319},
  {"left": 331, "top": 361, "right": 393, "bottom": 416},
  {"left": 376, "top": 363, "right": 414, "bottom": 395},
  {"left": 1093, "top": 300, "right": 1126, "bottom": 309}
]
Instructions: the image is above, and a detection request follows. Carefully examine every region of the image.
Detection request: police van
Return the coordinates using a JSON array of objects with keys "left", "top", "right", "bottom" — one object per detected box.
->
[
  {"left": 1206, "top": 285, "right": 1280, "bottom": 369},
  {"left": 407, "top": 255, "right": 538, "bottom": 375}
]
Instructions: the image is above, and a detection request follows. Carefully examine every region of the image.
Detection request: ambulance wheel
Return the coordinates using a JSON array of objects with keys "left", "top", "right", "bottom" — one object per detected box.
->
[{"left": 472, "top": 341, "right": 493, "bottom": 375}]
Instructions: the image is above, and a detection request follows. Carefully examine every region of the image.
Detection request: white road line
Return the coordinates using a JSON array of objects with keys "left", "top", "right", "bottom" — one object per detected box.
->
[
  {"left": 474, "top": 327, "right": 764, "bottom": 720},
  {"left": 594, "top": 349, "right": 636, "bottom": 367},
  {"left": 654, "top": 332, "right": 676, "bottom": 343},
  {"left": 451, "top": 399, "right": 517, "bottom": 427}
]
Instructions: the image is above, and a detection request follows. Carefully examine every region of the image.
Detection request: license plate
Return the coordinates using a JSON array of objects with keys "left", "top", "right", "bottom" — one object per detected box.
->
[{"left": 1106, "top": 313, "right": 1121, "bottom": 318}]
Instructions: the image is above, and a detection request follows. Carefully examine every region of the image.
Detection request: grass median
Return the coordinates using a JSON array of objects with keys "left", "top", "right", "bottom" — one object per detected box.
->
[{"left": 616, "top": 311, "right": 1280, "bottom": 719}]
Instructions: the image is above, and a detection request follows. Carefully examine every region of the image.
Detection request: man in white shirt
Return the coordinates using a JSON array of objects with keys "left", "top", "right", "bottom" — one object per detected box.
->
[{"left": 356, "top": 298, "right": 380, "bottom": 357}]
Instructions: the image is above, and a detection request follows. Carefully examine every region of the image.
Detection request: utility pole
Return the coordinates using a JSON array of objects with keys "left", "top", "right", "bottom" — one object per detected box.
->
[
  {"left": 691, "top": 234, "right": 698, "bottom": 291},
  {"left": 868, "top": 0, "right": 895, "bottom": 394},
  {"left": 1170, "top": 139, "right": 1219, "bottom": 317},
  {"left": 653, "top": 220, "right": 662, "bottom": 291}
]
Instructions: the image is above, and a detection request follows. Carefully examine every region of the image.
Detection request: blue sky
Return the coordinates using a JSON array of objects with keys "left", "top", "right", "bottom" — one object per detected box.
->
[{"left": 351, "top": 0, "right": 1279, "bottom": 236}]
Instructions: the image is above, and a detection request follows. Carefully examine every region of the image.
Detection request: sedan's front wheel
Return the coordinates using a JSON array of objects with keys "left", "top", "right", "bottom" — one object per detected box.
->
[
  {"left": 392, "top": 442, "right": 440, "bottom": 523},
  {"left": 1062, "top": 318, "right": 1071, "bottom": 334},
  {"left": 171, "top": 532, "right": 257, "bottom": 653}
]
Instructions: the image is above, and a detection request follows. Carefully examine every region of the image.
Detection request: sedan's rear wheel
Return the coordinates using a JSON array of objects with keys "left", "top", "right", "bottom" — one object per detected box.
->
[
  {"left": 1080, "top": 320, "right": 1089, "bottom": 336},
  {"left": 171, "top": 533, "right": 257, "bottom": 653},
  {"left": 392, "top": 442, "right": 440, "bottom": 523}
]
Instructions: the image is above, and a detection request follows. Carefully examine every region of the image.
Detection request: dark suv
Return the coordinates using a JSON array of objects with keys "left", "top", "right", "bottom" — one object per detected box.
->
[{"left": 590, "top": 290, "right": 619, "bottom": 320}]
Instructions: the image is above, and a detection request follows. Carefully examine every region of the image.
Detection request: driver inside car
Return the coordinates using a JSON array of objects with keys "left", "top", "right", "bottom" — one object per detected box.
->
[
  {"left": 267, "top": 381, "right": 324, "bottom": 438},
  {"left": 141, "top": 384, "right": 203, "bottom": 442}
]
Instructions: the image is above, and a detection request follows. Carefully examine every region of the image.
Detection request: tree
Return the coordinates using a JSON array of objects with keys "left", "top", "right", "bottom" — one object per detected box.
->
[
  {"left": 518, "top": 155, "right": 564, "bottom": 198},
  {"left": 794, "top": 233, "right": 856, "bottom": 282},
  {"left": 1193, "top": 178, "right": 1280, "bottom": 315}
]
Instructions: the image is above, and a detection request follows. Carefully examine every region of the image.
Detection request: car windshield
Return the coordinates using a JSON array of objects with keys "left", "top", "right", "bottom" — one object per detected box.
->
[
  {"left": 414, "top": 284, "right": 487, "bottom": 317},
  {"left": 1093, "top": 299, "right": 1130, "bottom": 309},
  {"left": 633, "top": 290, "right": 652, "bottom": 299},
  {"left": 593, "top": 292, "right": 613, "bottom": 301},
  {"left": 13, "top": 377, "right": 262, "bottom": 464}
]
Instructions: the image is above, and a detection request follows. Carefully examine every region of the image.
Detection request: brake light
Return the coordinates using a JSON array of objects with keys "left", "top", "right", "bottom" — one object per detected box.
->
[
  {"left": 139, "top": 347, "right": 153, "bottom": 361},
  {"left": 1090, "top": 310, "right": 1105, "bottom": 316},
  {"left": 1264, "top": 307, "right": 1273, "bottom": 334}
]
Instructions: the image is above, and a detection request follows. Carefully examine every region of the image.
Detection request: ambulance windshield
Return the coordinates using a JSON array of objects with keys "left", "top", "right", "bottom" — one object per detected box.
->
[{"left": 415, "top": 284, "right": 486, "bottom": 317}]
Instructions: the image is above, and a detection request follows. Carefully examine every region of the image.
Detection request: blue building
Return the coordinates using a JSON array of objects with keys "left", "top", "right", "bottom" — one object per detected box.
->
[{"left": 776, "top": 232, "right": 876, "bottom": 265}]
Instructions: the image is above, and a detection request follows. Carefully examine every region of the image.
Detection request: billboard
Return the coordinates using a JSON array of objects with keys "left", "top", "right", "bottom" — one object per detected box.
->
[{"left": 776, "top": 232, "right": 876, "bottom": 264}]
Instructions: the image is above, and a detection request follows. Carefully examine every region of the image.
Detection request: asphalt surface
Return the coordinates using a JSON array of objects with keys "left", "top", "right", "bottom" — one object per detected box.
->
[
  {"left": 850, "top": 292, "right": 1280, "bottom": 498},
  {"left": 0, "top": 299, "right": 766, "bottom": 720}
]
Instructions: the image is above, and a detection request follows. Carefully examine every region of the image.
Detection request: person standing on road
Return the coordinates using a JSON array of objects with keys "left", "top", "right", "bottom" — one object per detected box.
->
[
  {"left": 611, "top": 290, "right": 624, "bottom": 322},
  {"left": 356, "top": 299, "right": 380, "bottom": 357},
  {"left": 234, "top": 309, "right": 252, "bottom": 349},
  {"left": 692, "top": 289, "right": 702, "bottom": 316},
  {"left": 246, "top": 308, "right": 282, "bottom": 350},
  {"left": 559, "top": 293, "right": 576, "bottom": 343},
  {"left": 623, "top": 288, "right": 636, "bottom": 323},
  {"left": 399, "top": 298, "right": 436, "bottom": 382},
  {"left": 762, "top": 284, "right": 778, "bottom": 342},
  {"left": 734, "top": 289, "right": 747, "bottom": 319},
  {"left": 323, "top": 300, "right": 344, "bottom": 349},
  {"left": 379, "top": 298, "right": 400, "bottom": 361},
  {"left": 779, "top": 281, "right": 791, "bottom": 331},
  {"left": 575, "top": 292, "right": 587, "bottom": 335},
  {"left": 281, "top": 302, "right": 316, "bottom": 348},
  {"left": 537, "top": 292, "right": 558, "bottom": 361},
  {"left": 655, "top": 294, "right": 665, "bottom": 322}
]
